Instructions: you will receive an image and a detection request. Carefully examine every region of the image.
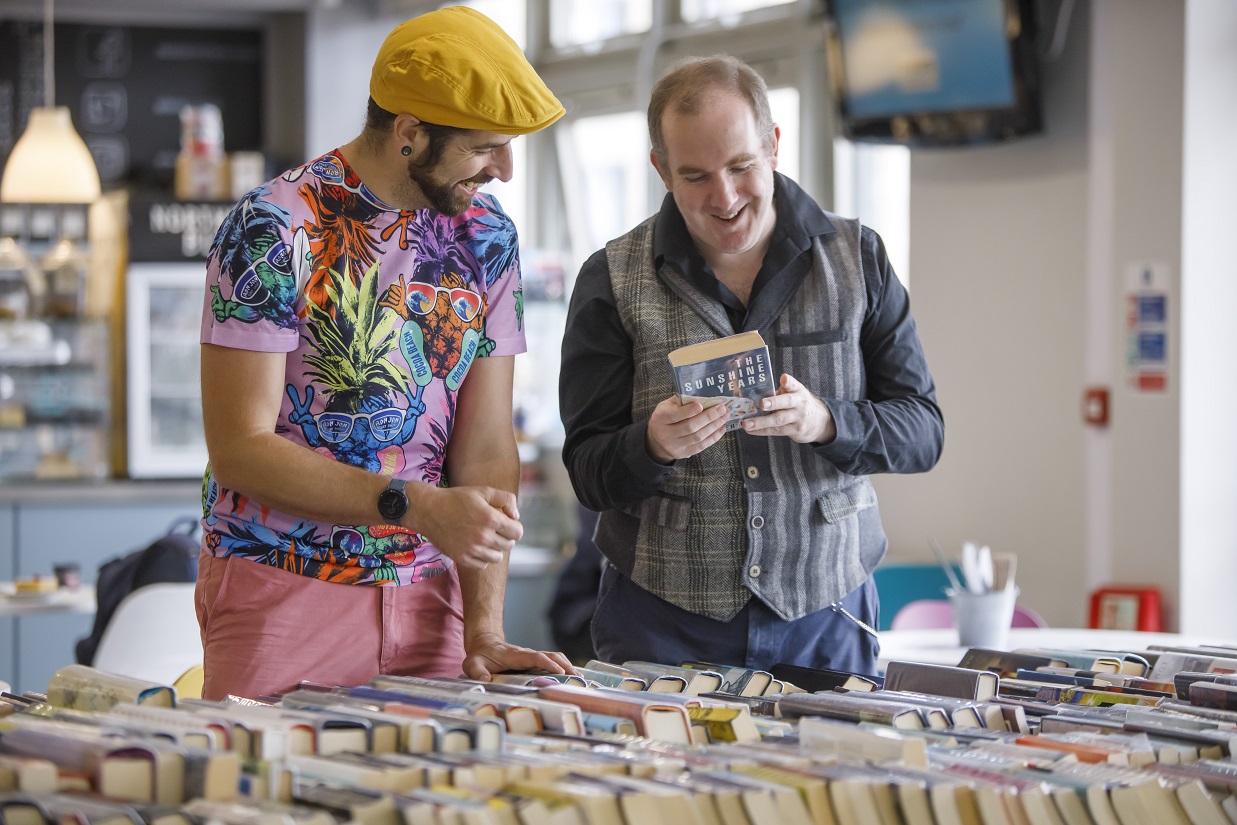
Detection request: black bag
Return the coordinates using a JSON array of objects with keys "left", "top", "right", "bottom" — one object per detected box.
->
[{"left": 74, "top": 516, "right": 200, "bottom": 667}]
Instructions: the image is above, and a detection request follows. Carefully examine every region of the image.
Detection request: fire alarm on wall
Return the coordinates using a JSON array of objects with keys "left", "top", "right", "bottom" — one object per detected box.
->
[{"left": 1083, "top": 386, "right": 1109, "bottom": 426}]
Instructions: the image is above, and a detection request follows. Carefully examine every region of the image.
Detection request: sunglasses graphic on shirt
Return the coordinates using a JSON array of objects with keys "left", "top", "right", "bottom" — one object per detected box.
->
[
  {"left": 314, "top": 407, "right": 408, "bottom": 444},
  {"left": 231, "top": 242, "right": 291, "bottom": 306},
  {"left": 404, "top": 283, "right": 481, "bottom": 322}
]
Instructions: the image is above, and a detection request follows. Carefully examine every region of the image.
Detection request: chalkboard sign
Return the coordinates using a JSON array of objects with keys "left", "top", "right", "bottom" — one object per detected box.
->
[{"left": 0, "top": 21, "right": 263, "bottom": 193}]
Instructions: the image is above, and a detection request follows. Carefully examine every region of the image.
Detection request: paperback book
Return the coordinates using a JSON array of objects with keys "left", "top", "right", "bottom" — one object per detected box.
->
[{"left": 667, "top": 331, "right": 775, "bottom": 432}]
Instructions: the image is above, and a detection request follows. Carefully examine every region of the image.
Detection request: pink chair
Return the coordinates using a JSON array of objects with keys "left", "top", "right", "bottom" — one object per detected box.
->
[{"left": 889, "top": 598, "right": 1048, "bottom": 631}]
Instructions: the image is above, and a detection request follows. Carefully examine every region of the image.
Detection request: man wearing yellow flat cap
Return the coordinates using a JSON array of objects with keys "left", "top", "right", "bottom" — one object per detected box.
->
[{"left": 197, "top": 6, "right": 573, "bottom": 700}]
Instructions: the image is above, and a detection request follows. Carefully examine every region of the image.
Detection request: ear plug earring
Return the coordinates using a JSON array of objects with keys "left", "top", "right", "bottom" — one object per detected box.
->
[{"left": 401, "top": 146, "right": 412, "bottom": 156}]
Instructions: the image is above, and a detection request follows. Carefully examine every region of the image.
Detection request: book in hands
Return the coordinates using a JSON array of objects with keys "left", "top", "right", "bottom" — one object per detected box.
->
[{"left": 667, "top": 331, "right": 775, "bottom": 432}]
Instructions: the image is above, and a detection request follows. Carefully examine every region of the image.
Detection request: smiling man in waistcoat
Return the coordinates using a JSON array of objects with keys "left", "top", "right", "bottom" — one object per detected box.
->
[{"left": 559, "top": 55, "right": 944, "bottom": 676}]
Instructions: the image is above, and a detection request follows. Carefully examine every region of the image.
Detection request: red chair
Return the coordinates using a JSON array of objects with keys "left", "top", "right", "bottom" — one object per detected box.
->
[{"left": 889, "top": 598, "right": 1048, "bottom": 631}]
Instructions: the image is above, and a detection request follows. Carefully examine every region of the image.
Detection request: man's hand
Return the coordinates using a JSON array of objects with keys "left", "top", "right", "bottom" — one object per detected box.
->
[
  {"left": 407, "top": 485, "right": 522, "bottom": 570},
  {"left": 645, "top": 395, "right": 731, "bottom": 464},
  {"left": 742, "top": 373, "right": 837, "bottom": 444},
  {"left": 462, "top": 632, "right": 578, "bottom": 682}
]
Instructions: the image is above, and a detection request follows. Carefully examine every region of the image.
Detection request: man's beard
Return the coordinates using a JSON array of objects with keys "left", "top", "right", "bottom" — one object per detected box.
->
[{"left": 406, "top": 158, "right": 490, "bottom": 216}]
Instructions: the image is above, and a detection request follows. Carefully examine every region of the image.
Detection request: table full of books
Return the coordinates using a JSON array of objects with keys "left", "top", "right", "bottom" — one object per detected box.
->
[{"left": 5, "top": 643, "right": 1237, "bottom": 825}]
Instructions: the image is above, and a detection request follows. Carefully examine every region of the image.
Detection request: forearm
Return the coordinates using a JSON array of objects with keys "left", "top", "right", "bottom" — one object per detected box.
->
[
  {"left": 444, "top": 355, "right": 521, "bottom": 645},
  {"left": 451, "top": 442, "right": 518, "bottom": 644},
  {"left": 208, "top": 429, "right": 394, "bottom": 525}
]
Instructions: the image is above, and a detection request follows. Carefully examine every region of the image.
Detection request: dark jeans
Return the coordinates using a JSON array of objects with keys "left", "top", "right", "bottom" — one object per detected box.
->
[{"left": 591, "top": 561, "right": 881, "bottom": 679}]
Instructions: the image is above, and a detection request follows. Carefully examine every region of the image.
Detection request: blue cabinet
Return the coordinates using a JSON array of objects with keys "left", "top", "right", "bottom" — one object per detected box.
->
[{"left": 0, "top": 480, "right": 200, "bottom": 692}]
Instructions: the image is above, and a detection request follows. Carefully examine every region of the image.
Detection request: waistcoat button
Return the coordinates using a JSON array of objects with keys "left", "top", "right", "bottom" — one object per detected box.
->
[{"left": 746, "top": 466, "right": 759, "bottom": 479}]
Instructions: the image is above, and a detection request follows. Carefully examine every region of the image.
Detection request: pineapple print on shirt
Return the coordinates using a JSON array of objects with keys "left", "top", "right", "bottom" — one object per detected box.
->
[{"left": 198, "top": 149, "right": 527, "bottom": 586}]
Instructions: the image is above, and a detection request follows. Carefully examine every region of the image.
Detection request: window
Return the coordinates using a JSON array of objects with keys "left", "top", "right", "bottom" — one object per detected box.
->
[
  {"left": 556, "top": 111, "right": 650, "bottom": 263},
  {"left": 680, "top": 0, "right": 794, "bottom": 23},
  {"left": 769, "top": 86, "right": 800, "bottom": 186},
  {"left": 549, "top": 0, "right": 652, "bottom": 48},
  {"left": 833, "top": 139, "right": 911, "bottom": 286}
]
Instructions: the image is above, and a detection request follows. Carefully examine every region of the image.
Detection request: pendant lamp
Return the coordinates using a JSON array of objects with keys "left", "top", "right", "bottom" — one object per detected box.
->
[{"left": 0, "top": 0, "right": 101, "bottom": 204}]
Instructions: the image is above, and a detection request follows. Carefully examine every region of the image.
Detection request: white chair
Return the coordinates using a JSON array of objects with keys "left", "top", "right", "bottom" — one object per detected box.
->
[{"left": 92, "top": 582, "right": 202, "bottom": 686}]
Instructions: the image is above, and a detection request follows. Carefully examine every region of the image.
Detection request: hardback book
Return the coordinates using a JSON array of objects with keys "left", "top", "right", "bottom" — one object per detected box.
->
[
  {"left": 179, "top": 698, "right": 367, "bottom": 760},
  {"left": 1171, "top": 670, "right": 1237, "bottom": 699},
  {"left": 956, "top": 648, "right": 1069, "bottom": 678},
  {"left": 776, "top": 690, "right": 927, "bottom": 729},
  {"left": 373, "top": 684, "right": 540, "bottom": 735},
  {"left": 0, "top": 719, "right": 162, "bottom": 802},
  {"left": 1148, "top": 649, "right": 1237, "bottom": 682},
  {"left": 729, "top": 762, "right": 838, "bottom": 825},
  {"left": 291, "top": 782, "right": 399, "bottom": 825},
  {"left": 569, "top": 772, "right": 707, "bottom": 825},
  {"left": 507, "top": 775, "right": 626, "bottom": 825},
  {"left": 554, "top": 770, "right": 685, "bottom": 825},
  {"left": 278, "top": 751, "right": 422, "bottom": 796},
  {"left": 0, "top": 753, "right": 59, "bottom": 792},
  {"left": 182, "top": 798, "right": 336, "bottom": 825},
  {"left": 1032, "top": 684, "right": 1162, "bottom": 708},
  {"left": 107, "top": 702, "right": 231, "bottom": 751},
  {"left": 683, "top": 661, "right": 776, "bottom": 697},
  {"left": 486, "top": 671, "right": 590, "bottom": 688},
  {"left": 697, "top": 691, "right": 783, "bottom": 719},
  {"left": 883, "top": 660, "right": 1000, "bottom": 701},
  {"left": 536, "top": 683, "right": 694, "bottom": 744},
  {"left": 583, "top": 660, "right": 686, "bottom": 693},
  {"left": 1012, "top": 647, "right": 1152, "bottom": 676},
  {"left": 275, "top": 690, "right": 442, "bottom": 754},
  {"left": 694, "top": 767, "right": 810, "bottom": 825},
  {"left": 580, "top": 712, "right": 639, "bottom": 737},
  {"left": 864, "top": 689, "right": 990, "bottom": 729},
  {"left": 0, "top": 793, "right": 146, "bottom": 825},
  {"left": 46, "top": 665, "right": 175, "bottom": 712},
  {"left": 622, "top": 661, "right": 724, "bottom": 695},
  {"left": 685, "top": 705, "right": 761, "bottom": 743},
  {"left": 424, "top": 712, "right": 505, "bottom": 753},
  {"left": 658, "top": 770, "right": 766, "bottom": 825},
  {"left": 666, "top": 330, "right": 775, "bottom": 432},
  {"left": 574, "top": 667, "right": 648, "bottom": 692},
  {"left": 797, "top": 715, "right": 929, "bottom": 767},
  {"left": 768, "top": 662, "right": 879, "bottom": 694},
  {"left": 276, "top": 693, "right": 404, "bottom": 753}
]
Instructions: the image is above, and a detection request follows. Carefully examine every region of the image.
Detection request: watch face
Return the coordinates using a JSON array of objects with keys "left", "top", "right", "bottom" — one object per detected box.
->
[{"left": 378, "top": 487, "right": 408, "bottom": 521}]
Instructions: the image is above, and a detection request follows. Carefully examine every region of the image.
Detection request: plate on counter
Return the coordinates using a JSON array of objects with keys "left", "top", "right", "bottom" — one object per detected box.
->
[{"left": 3, "top": 591, "right": 64, "bottom": 605}]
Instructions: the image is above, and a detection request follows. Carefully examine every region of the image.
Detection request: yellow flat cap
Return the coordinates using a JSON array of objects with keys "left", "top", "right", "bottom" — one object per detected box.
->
[{"left": 370, "top": 5, "right": 564, "bottom": 135}]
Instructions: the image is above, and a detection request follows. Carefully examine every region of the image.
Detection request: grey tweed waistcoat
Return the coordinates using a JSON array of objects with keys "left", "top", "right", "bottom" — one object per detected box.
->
[{"left": 603, "top": 213, "right": 878, "bottom": 622}]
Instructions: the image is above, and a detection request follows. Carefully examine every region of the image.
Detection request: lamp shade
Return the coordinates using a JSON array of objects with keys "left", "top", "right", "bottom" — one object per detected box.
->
[{"left": 1, "top": 107, "right": 101, "bottom": 204}]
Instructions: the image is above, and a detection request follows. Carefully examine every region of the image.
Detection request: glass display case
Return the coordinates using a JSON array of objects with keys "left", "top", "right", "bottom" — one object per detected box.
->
[
  {"left": 125, "top": 262, "right": 208, "bottom": 479},
  {"left": 0, "top": 318, "right": 110, "bottom": 480}
]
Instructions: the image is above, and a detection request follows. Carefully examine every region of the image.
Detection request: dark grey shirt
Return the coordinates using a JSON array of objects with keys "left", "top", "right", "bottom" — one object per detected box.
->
[{"left": 560, "top": 173, "right": 943, "bottom": 514}]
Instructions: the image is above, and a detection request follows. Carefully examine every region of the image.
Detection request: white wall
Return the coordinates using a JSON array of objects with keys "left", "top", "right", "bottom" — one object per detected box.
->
[
  {"left": 872, "top": 0, "right": 1092, "bottom": 626},
  {"left": 1180, "top": 0, "right": 1237, "bottom": 635},
  {"left": 877, "top": 0, "right": 1237, "bottom": 633}
]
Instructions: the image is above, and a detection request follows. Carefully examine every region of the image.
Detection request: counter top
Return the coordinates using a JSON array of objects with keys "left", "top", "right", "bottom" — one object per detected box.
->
[{"left": 0, "top": 479, "right": 201, "bottom": 505}]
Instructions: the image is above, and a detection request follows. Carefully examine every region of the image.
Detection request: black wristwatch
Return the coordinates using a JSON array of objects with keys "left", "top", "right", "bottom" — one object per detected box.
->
[{"left": 377, "top": 478, "right": 409, "bottom": 522}]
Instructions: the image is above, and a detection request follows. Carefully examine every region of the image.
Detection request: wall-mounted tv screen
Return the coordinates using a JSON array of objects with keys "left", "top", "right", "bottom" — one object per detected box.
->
[{"left": 824, "top": 0, "right": 1042, "bottom": 146}]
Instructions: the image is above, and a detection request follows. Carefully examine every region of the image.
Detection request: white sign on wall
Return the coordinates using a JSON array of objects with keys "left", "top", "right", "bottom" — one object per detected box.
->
[{"left": 1125, "top": 262, "right": 1170, "bottom": 393}]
